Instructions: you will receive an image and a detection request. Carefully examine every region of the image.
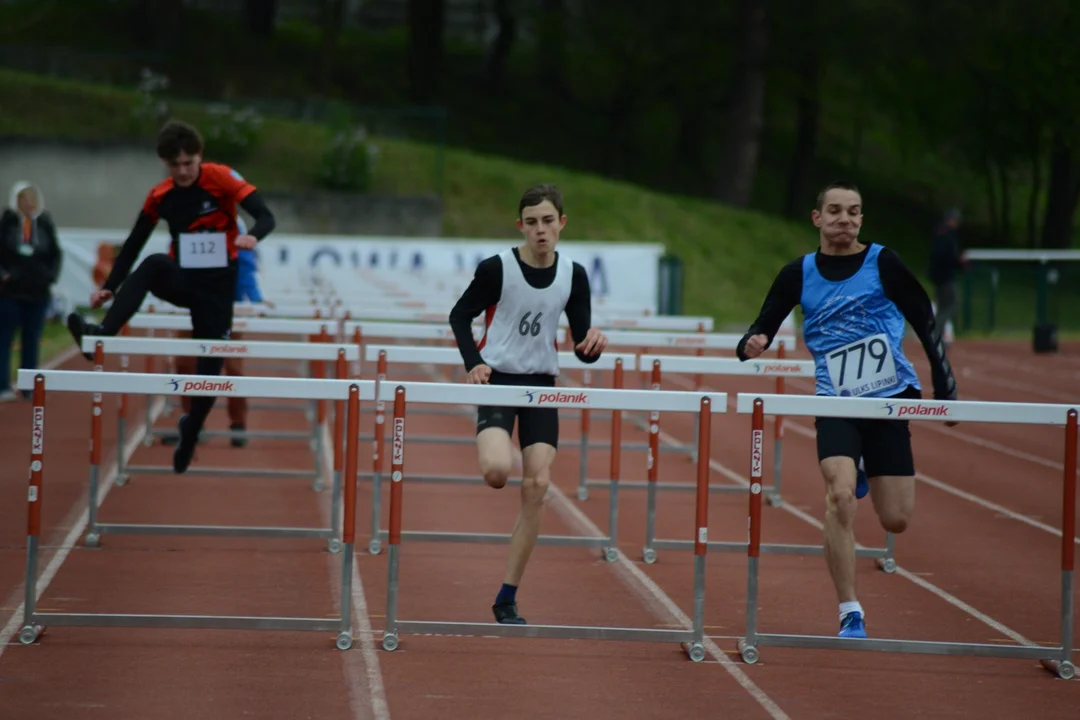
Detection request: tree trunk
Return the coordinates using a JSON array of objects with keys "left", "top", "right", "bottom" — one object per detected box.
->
[
  {"left": 784, "top": 44, "right": 820, "bottom": 218},
  {"left": 535, "top": 0, "right": 567, "bottom": 95},
  {"left": 675, "top": 105, "right": 707, "bottom": 187},
  {"left": 1040, "top": 135, "right": 1080, "bottom": 249},
  {"left": 714, "top": 0, "right": 769, "bottom": 206},
  {"left": 984, "top": 155, "right": 1000, "bottom": 242},
  {"left": 243, "top": 0, "right": 279, "bottom": 38},
  {"left": 407, "top": 0, "right": 446, "bottom": 104},
  {"left": 319, "top": 0, "right": 345, "bottom": 92},
  {"left": 1026, "top": 139, "right": 1042, "bottom": 247},
  {"left": 996, "top": 160, "right": 1012, "bottom": 246},
  {"left": 481, "top": 0, "right": 515, "bottom": 94}
]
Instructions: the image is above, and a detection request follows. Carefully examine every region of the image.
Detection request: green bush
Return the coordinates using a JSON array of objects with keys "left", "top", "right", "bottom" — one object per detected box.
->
[
  {"left": 318, "top": 125, "right": 379, "bottom": 192},
  {"left": 202, "top": 103, "right": 263, "bottom": 164}
]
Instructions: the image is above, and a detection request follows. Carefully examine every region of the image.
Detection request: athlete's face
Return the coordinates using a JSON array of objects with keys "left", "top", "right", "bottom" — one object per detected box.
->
[
  {"left": 812, "top": 188, "right": 863, "bottom": 251},
  {"left": 166, "top": 151, "right": 202, "bottom": 188},
  {"left": 516, "top": 200, "right": 566, "bottom": 256}
]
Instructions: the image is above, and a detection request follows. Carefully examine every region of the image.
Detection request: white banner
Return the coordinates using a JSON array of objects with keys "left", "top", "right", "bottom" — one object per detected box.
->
[{"left": 52, "top": 229, "right": 665, "bottom": 316}]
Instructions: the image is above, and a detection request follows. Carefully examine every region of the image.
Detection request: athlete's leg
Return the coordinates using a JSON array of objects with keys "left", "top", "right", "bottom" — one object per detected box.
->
[
  {"left": 863, "top": 419, "right": 916, "bottom": 534},
  {"left": 172, "top": 281, "right": 235, "bottom": 473},
  {"left": 224, "top": 331, "right": 247, "bottom": 447},
  {"left": 67, "top": 254, "right": 191, "bottom": 357},
  {"left": 815, "top": 416, "right": 867, "bottom": 637},
  {"left": 476, "top": 406, "right": 516, "bottom": 488},
  {"left": 492, "top": 408, "right": 558, "bottom": 624}
]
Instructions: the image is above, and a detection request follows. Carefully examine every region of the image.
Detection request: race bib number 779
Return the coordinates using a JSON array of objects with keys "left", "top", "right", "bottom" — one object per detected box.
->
[{"left": 826, "top": 333, "right": 899, "bottom": 397}]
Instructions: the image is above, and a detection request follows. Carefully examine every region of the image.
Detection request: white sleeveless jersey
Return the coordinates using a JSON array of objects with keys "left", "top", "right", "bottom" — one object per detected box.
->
[{"left": 478, "top": 250, "right": 573, "bottom": 376}]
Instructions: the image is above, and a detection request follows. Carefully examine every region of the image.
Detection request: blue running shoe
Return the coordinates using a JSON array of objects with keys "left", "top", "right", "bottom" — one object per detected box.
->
[
  {"left": 839, "top": 611, "right": 867, "bottom": 639},
  {"left": 855, "top": 459, "right": 869, "bottom": 500}
]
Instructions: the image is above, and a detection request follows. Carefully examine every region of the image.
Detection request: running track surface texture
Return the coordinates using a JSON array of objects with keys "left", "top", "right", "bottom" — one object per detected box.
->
[{"left": 0, "top": 338, "right": 1078, "bottom": 719}]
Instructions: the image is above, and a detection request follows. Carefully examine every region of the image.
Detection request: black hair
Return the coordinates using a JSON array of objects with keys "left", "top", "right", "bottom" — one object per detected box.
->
[
  {"left": 156, "top": 120, "right": 204, "bottom": 161},
  {"left": 815, "top": 181, "right": 861, "bottom": 210},
  {"left": 518, "top": 184, "right": 564, "bottom": 218}
]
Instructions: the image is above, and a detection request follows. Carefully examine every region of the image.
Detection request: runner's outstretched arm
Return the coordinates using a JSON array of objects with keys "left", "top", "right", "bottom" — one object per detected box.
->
[{"left": 736, "top": 259, "right": 802, "bottom": 361}]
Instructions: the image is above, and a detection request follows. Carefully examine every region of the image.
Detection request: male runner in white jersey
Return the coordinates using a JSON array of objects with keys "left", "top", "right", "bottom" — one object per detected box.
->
[
  {"left": 737, "top": 181, "right": 958, "bottom": 640},
  {"left": 449, "top": 184, "right": 607, "bottom": 625}
]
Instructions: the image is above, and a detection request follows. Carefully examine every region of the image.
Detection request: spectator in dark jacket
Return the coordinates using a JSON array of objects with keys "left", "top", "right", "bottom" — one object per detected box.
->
[
  {"left": 928, "top": 208, "right": 964, "bottom": 345},
  {"left": 0, "top": 181, "right": 63, "bottom": 401}
]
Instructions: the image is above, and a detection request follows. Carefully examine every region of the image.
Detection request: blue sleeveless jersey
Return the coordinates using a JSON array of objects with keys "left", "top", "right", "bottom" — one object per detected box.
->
[{"left": 800, "top": 244, "right": 920, "bottom": 397}]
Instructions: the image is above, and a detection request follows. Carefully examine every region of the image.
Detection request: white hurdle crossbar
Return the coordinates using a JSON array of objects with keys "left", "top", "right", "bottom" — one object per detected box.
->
[
  {"left": 362, "top": 345, "right": 638, "bottom": 556},
  {"left": 632, "top": 353, "right": 895, "bottom": 571},
  {"left": 733, "top": 393, "right": 1078, "bottom": 680},
  {"left": 377, "top": 379, "right": 726, "bottom": 660},
  {"left": 77, "top": 336, "right": 358, "bottom": 552},
  {"left": 14, "top": 369, "right": 373, "bottom": 651}
]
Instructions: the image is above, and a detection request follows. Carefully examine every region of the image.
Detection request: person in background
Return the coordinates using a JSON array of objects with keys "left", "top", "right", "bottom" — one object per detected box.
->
[
  {"left": 0, "top": 182, "right": 63, "bottom": 401},
  {"left": 168, "top": 216, "right": 261, "bottom": 447},
  {"left": 928, "top": 208, "right": 964, "bottom": 346}
]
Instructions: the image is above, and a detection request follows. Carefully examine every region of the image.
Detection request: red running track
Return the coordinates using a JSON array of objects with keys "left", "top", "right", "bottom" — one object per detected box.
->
[{"left": 0, "top": 338, "right": 1077, "bottom": 718}]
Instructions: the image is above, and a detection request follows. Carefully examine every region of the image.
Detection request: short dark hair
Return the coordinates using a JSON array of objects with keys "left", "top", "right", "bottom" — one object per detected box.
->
[
  {"left": 156, "top": 120, "right": 204, "bottom": 161},
  {"left": 816, "top": 181, "right": 861, "bottom": 210},
  {"left": 518, "top": 184, "right": 564, "bottom": 218}
]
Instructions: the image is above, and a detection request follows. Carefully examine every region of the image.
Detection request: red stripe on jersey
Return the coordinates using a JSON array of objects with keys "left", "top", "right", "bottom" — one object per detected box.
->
[{"left": 476, "top": 305, "right": 497, "bottom": 352}]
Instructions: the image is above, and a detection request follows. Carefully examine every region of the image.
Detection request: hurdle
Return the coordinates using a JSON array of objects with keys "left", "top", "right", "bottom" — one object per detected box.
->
[
  {"left": 378, "top": 380, "right": 725, "bottom": 660},
  {"left": 634, "top": 353, "right": 895, "bottom": 569},
  {"left": 78, "top": 336, "right": 357, "bottom": 552},
  {"left": 734, "top": 393, "right": 1078, "bottom": 680},
  {"left": 15, "top": 369, "right": 370, "bottom": 651},
  {"left": 91, "top": 330, "right": 341, "bottom": 489},
  {"left": 127, "top": 313, "right": 340, "bottom": 420},
  {"left": 362, "top": 345, "right": 637, "bottom": 555}
]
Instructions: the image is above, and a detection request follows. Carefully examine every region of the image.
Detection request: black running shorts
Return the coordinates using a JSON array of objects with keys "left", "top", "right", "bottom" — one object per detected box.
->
[
  {"left": 814, "top": 387, "right": 919, "bottom": 478},
  {"left": 475, "top": 370, "right": 559, "bottom": 449}
]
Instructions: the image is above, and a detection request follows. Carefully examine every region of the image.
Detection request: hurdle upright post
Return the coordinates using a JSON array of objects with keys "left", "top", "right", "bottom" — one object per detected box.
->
[
  {"left": 684, "top": 395, "right": 711, "bottom": 662},
  {"left": 368, "top": 351, "right": 388, "bottom": 555},
  {"left": 643, "top": 359, "right": 662, "bottom": 563},
  {"left": 328, "top": 349, "right": 349, "bottom": 554},
  {"left": 85, "top": 342, "right": 105, "bottom": 547},
  {"left": 602, "top": 359, "right": 624, "bottom": 563},
  {"left": 576, "top": 368, "right": 592, "bottom": 501},
  {"left": 335, "top": 384, "right": 362, "bottom": 651},
  {"left": 19, "top": 374, "right": 46, "bottom": 645},
  {"left": 1042, "top": 408, "right": 1078, "bottom": 680},
  {"left": 737, "top": 398, "right": 766, "bottom": 663},
  {"left": 116, "top": 325, "right": 130, "bottom": 487},
  {"left": 382, "top": 386, "right": 407, "bottom": 652},
  {"left": 309, "top": 326, "right": 331, "bottom": 492},
  {"left": 769, "top": 342, "right": 786, "bottom": 506}
]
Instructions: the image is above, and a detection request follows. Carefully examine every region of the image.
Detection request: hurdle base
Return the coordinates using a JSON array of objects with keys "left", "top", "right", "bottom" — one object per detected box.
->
[
  {"left": 124, "top": 465, "right": 315, "bottom": 479},
  {"left": 385, "top": 620, "right": 693, "bottom": 645},
  {"left": 87, "top": 522, "right": 337, "bottom": 542},
  {"left": 650, "top": 538, "right": 890, "bottom": 559},
  {"left": 359, "top": 472, "right": 516, "bottom": 486},
  {"left": 150, "top": 428, "right": 310, "bottom": 441},
  {"left": 378, "top": 530, "right": 611, "bottom": 550},
  {"left": 23, "top": 612, "right": 342, "bottom": 634},
  {"left": 739, "top": 632, "right": 1068, "bottom": 669},
  {"left": 584, "top": 479, "right": 779, "bottom": 495}
]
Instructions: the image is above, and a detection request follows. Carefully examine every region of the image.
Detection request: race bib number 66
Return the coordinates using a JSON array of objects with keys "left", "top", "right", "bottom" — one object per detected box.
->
[{"left": 826, "top": 333, "right": 899, "bottom": 397}]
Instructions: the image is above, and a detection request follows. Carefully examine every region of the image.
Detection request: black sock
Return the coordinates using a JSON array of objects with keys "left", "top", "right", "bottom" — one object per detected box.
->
[{"left": 495, "top": 583, "right": 517, "bottom": 606}]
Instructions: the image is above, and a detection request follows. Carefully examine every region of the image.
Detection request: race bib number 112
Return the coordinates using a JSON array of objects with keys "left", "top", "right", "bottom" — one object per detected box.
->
[
  {"left": 826, "top": 333, "right": 899, "bottom": 397},
  {"left": 178, "top": 232, "right": 228, "bottom": 269}
]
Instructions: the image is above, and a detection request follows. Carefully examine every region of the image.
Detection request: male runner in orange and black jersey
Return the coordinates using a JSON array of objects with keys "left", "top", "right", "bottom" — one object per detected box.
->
[{"left": 66, "top": 120, "right": 276, "bottom": 474}]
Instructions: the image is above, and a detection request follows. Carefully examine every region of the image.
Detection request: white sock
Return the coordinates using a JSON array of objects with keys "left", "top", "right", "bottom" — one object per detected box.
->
[{"left": 839, "top": 601, "right": 864, "bottom": 621}]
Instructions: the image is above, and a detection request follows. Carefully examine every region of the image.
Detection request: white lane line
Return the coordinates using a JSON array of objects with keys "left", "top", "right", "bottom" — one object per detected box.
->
[
  {"left": 318, "top": 426, "right": 390, "bottom": 720},
  {"left": 0, "top": 398, "right": 164, "bottom": 655}
]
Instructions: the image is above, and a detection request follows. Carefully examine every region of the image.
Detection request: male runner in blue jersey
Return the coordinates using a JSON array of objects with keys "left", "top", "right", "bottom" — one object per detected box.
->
[{"left": 737, "top": 181, "right": 958, "bottom": 639}]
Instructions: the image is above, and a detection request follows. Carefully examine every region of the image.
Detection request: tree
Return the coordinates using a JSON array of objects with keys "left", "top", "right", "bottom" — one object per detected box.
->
[
  {"left": 242, "top": 0, "right": 279, "bottom": 38},
  {"left": 714, "top": 0, "right": 770, "bottom": 206},
  {"left": 407, "top": 0, "right": 445, "bottom": 104},
  {"left": 481, "top": 0, "right": 516, "bottom": 95}
]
